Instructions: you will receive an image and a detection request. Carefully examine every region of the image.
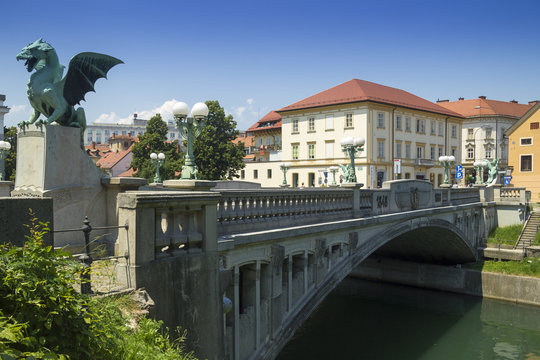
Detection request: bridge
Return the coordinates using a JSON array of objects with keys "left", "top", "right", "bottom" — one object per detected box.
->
[{"left": 114, "top": 180, "right": 526, "bottom": 360}]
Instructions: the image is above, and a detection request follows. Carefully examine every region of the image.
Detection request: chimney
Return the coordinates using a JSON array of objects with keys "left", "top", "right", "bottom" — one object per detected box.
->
[
  {"left": 458, "top": 97, "right": 464, "bottom": 101},
  {"left": 510, "top": 99, "right": 518, "bottom": 104},
  {"left": 529, "top": 100, "right": 539, "bottom": 106},
  {"left": 91, "top": 141, "right": 96, "bottom": 149},
  {"left": 478, "top": 96, "right": 486, "bottom": 99},
  {"left": 436, "top": 99, "right": 449, "bottom": 103},
  {"left": 134, "top": 113, "right": 138, "bottom": 119}
]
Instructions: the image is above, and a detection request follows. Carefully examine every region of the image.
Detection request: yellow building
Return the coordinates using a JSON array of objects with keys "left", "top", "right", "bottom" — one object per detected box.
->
[
  {"left": 277, "top": 79, "right": 464, "bottom": 188},
  {"left": 507, "top": 102, "right": 540, "bottom": 199}
]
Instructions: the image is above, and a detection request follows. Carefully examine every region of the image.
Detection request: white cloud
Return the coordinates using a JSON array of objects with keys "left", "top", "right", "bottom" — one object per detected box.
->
[
  {"left": 93, "top": 99, "right": 184, "bottom": 125},
  {"left": 246, "top": 98, "right": 254, "bottom": 105},
  {"left": 235, "top": 106, "right": 246, "bottom": 118},
  {"left": 9, "top": 104, "right": 28, "bottom": 114}
]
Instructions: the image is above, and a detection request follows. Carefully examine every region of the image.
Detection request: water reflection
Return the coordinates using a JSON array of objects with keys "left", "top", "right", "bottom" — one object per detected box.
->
[{"left": 277, "top": 278, "right": 540, "bottom": 360}]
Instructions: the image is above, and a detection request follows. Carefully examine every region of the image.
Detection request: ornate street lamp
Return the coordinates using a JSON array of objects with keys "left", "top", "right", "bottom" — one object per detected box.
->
[
  {"left": 328, "top": 166, "right": 340, "bottom": 186},
  {"left": 150, "top": 152, "right": 165, "bottom": 183},
  {"left": 173, "top": 102, "right": 209, "bottom": 179},
  {"left": 340, "top": 137, "right": 365, "bottom": 183},
  {"left": 438, "top": 155, "right": 456, "bottom": 185},
  {"left": 473, "top": 160, "right": 488, "bottom": 185},
  {"left": 0, "top": 140, "right": 11, "bottom": 181},
  {"left": 279, "top": 162, "right": 291, "bottom": 187}
]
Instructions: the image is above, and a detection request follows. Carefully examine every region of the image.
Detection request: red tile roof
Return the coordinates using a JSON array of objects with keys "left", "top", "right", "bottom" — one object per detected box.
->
[
  {"left": 118, "top": 168, "right": 137, "bottom": 177},
  {"left": 85, "top": 144, "right": 111, "bottom": 158},
  {"left": 436, "top": 98, "right": 532, "bottom": 118},
  {"left": 246, "top": 111, "right": 282, "bottom": 133},
  {"left": 96, "top": 144, "right": 133, "bottom": 170},
  {"left": 232, "top": 133, "right": 255, "bottom": 147},
  {"left": 278, "top": 79, "right": 463, "bottom": 118}
]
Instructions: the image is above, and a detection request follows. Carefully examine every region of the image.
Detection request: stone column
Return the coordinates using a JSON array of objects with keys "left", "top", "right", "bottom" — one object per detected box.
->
[{"left": 270, "top": 244, "right": 284, "bottom": 338}]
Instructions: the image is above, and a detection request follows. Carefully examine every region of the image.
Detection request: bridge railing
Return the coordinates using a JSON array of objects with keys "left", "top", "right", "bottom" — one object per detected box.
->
[
  {"left": 447, "top": 188, "right": 481, "bottom": 205},
  {"left": 498, "top": 187, "right": 527, "bottom": 202},
  {"left": 215, "top": 188, "right": 358, "bottom": 235}
]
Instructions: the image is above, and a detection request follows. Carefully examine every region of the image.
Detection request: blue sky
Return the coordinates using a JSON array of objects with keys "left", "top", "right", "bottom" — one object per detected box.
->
[{"left": 2, "top": 0, "right": 540, "bottom": 130}]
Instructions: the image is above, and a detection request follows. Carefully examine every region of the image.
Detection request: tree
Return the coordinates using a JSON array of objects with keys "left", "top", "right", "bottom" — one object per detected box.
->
[
  {"left": 193, "top": 101, "right": 245, "bottom": 180},
  {"left": 3, "top": 126, "right": 17, "bottom": 181},
  {"left": 130, "top": 114, "right": 182, "bottom": 181}
]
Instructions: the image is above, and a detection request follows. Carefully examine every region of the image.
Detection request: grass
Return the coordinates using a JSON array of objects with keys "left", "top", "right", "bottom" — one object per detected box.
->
[
  {"left": 535, "top": 231, "right": 540, "bottom": 246},
  {"left": 487, "top": 224, "right": 524, "bottom": 247},
  {"left": 467, "top": 258, "right": 540, "bottom": 278}
]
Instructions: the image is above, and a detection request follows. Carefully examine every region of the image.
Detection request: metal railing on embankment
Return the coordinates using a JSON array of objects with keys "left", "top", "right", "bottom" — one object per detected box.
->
[{"left": 53, "top": 217, "right": 129, "bottom": 294}]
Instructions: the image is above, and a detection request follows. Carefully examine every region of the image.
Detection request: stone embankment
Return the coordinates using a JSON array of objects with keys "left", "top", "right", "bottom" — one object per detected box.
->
[{"left": 351, "top": 257, "right": 540, "bottom": 306}]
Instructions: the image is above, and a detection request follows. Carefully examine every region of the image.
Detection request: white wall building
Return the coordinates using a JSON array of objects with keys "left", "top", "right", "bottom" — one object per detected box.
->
[
  {"left": 0, "top": 95, "right": 9, "bottom": 141},
  {"left": 84, "top": 114, "right": 179, "bottom": 145},
  {"left": 242, "top": 79, "right": 464, "bottom": 188}
]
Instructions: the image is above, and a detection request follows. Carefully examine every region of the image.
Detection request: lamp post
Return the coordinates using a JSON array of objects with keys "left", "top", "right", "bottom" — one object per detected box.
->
[
  {"left": 279, "top": 162, "right": 291, "bottom": 187},
  {"left": 0, "top": 140, "right": 11, "bottom": 181},
  {"left": 438, "top": 155, "right": 456, "bottom": 186},
  {"left": 173, "top": 102, "right": 209, "bottom": 179},
  {"left": 328, "top": 166, "right": 339, "bottom": 186},
  {"left": 340, "top": 137, "right": 365, "bottom": 183},
  {"left": 473, "top": 160, "right": 488, "bottom": 185},
  {"left": 150, "top": 152, "right": 165, "bottom": 183}
]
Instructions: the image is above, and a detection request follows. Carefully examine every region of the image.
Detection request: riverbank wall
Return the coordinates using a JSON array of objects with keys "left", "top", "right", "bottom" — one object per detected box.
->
[{"left": 350, "top": 257, "right": 540, "bottom": 306}]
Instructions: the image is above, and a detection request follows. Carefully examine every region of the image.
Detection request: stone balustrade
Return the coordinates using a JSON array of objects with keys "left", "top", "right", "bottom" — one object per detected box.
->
[{"left": 499, "top": 187, "right": 527, "bottom": 202}]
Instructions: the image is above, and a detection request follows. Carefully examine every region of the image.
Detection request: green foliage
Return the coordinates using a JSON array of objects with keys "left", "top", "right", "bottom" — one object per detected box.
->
[
  {"left": 487, "top": 224, "right": 524, "bottom": 246},
  {"left": 0, "top": 211, "right": 197, "bottom": 359},
  {"left": 467, "top": 258, "right": 540, "bottom": 278},
  {"left": 130, "top": 114, "right": 182, "bottom": 181},
  {"left": 3, "top": 126, "right": 17, "bottom": 181},
  {"left": 193, "top": 100, "right": 245, "bottom": 180},
  {"left": 534, "top": 230, "right": 540, "bottom": 246}
]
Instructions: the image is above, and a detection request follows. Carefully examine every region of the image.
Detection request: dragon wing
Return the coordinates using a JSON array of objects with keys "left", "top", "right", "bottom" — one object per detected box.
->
[{"left": 63, "top": 52, "right": 123, "bottom": 106}]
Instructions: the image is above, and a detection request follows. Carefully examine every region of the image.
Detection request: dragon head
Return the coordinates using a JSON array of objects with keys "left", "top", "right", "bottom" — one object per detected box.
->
[{"left": 16, "top": 38, "right": 54, "bottom": 72}]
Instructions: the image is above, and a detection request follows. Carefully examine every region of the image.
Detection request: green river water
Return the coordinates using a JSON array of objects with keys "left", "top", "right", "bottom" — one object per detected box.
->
[{"left": 277, "top": 278, "right": 540, "bottom": 360}]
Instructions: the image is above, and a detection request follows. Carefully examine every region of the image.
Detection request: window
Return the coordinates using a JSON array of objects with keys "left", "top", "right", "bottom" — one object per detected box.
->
[
  {"left": 405, "top": 117, "right": 411, "bottom": 131},
  {"left": 275, "top": 135, "right": 280, "bottom": 144},
  {"left": 467, "top": 148, "right": 474, "bottom": 159},
  {"left": 531, "top": 122, "right": 539, "bottom": 130},
  {"left": 325, "top": 142, "right": 334, "bottom": 158},
  {"left": 486, "top": 148, "right": 492, "bottom": 158},
  {"left": 130, "top": 131, "right": 135, "bottom": 137},
  {"left": 405, "top": 173, "right": 411, "bottom": 179},
  {"left": 405, "top": 143, "right": 411, "bottom": 159},
  {"left": 430, "top": 121, "right": 436, "bottom": 135},
  {"left": 88, "top": 130, "right": 93, "bottom": 135},
  {"left": 396, "top": 143, "right": 402, "bottom": 158},
  {"left": 308, "top": 117, "right": 315, "bottom": 132},
  {"left": 416, "top": 146, "right": 423, "bottom": 159},
  {"left": 451, "top": 125, "right": 457, "bottom": 138},
  {"left": 170, "top": 133, "right": 175, "bottom": 139},
  {"left": 377, "top": 113, "right": 384, "bottom": 128},
  {"left": 97, "top": 136, "right": 102, "bottom": 143},
  {"left": 258, "top": 138, "right": 263, "bottom": 146},
  {"left": 292, "top": 119, "right": 299, "bottom": 133},
  {"left": 438, "top": 123, "right": 443, "bottom": 136},
  {"left": 104, "top": 130, "right": 109, "bottom": 136},
  {"left": 308, "top": 143, "right": 315, "bottom": 159},
  {"left": 521, "top": 138, "right": 533, "bottom": 145},
  {"left": 468, "top": 128, "right": 474, "bottom": 139},
  {"left": 345, "top": 113, "right": 353, "bottom": 128},
  {"left": 325, "top": 115, "right": 334, "bottom": 130},
  {"left": 451, "top": 147, "right": 456, "bottom": 157},
  {"left": 241, "top": 170, "right": 245, "bottom": 179},
  {"left": 485, "top": 128, "right": 492, "bottom": 139},
  {"left": 267, "top": 169, "right": 272, "bottom": 178},
  {"left": 253, "top": 169, "right": 258, "bottom": 179},
  {"left": 521, "top": 155, "right": 532, "bottom": 171},
  {"left": 122, "top": 131, "right": 127, "bottom": 135},
  {"left": 430, "top": 146, "right": 435, "bottom": 160},
  {"left": 267, "top": 137, "right": 271, "bottom": 145},
  {"left": 87, "top": 136, "right": 93, "bottom": 142},
  {"left": 377, "top": 141, "right": 385, "bottom": 158},
  {"left": 396, "top": 115, "right": 402, "bottom": 130},
  {"left": 438, "top": 147, "right": 443, "bottom": 157},
  {"left": 113, "top": 131, "right": 118, "bottom": 136},
  {"left": 292, "top": 145, "right": 299, "bottom": 160},
  {"left": 416, "top": 119, "right": 425, "bottom": 133}
]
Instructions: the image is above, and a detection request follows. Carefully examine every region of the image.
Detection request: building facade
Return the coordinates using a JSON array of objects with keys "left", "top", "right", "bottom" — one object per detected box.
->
[
  {"left": 0, "top": 95, "right": 9, "bottom": 141},
  {"left": 507, "top": 103, "right": 540, "bottom": 199},
  {"left": 242, "top": 79, "right": 463, "bottom": 188},
  {"left": 437, "top": 97, "right": 532, "bottom": 182},
  {"left": 84, "top": 114, "right": 179, "bottom": 145}
]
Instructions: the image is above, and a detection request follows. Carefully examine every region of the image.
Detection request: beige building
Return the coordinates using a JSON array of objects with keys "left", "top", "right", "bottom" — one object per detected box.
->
[
  {"left": 0, "top": 95, "right": 9, "bottom": 141},
  {"left": 437, "top": 97, "right": 532, "bottom": 182},
  {"left": 242, "top": 79, "right": 464, "bottom": 188},
  {"left": 507, "top": 102, "right": 540, "bottom": 199}
]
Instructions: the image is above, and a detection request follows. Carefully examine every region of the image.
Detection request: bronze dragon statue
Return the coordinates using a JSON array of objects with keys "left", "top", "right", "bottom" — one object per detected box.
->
[{"left": 16, "top": 38, "right": 122, "bottom": 144}]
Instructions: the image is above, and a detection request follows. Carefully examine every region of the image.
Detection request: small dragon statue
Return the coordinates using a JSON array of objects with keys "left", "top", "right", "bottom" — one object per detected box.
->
[
  {"left": 16, "top": 38, "right": 122, "bottom": 144},
  {"left": 483, "top": 158, "right": 500, "bottom": 185}
]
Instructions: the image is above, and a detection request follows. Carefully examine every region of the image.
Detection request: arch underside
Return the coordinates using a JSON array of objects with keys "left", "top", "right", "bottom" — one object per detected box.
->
[{"left": 372, "top": 225, "right": 477, "bottom": 265}]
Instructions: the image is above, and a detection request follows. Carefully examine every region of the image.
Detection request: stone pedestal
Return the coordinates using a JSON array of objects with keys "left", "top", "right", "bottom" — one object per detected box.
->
[
  {"left": 12, "top": 124, "right": 107, "bottom": 250},
  {"left": 163, "top": 179, "right": 217, "bottom": 191},
  {"left": 0, "top": 181, "right": 12, "bottom": 197},
  {"left": 439, "top": 184, "right": 452, "bottom": 189}
]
